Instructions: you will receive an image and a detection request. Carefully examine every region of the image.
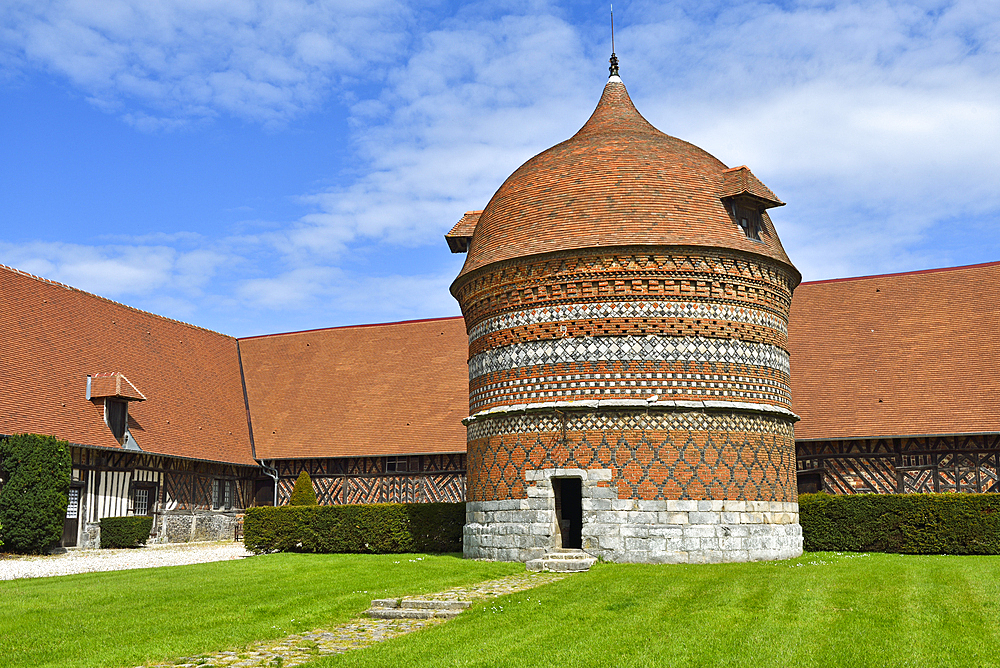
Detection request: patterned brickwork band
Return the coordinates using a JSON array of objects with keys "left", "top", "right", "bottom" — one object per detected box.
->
[
  {"left": 453, "top": 249, "right": 796, "bottom": 330},
  {"left": 467, "top": 335, "right": 791, "bottom": 380},
  {"left": 469, "top": 361, "right": 791, "bottom": 410},
  {"left": 467, "top": 300, "right": 788, "bottom": 344}
]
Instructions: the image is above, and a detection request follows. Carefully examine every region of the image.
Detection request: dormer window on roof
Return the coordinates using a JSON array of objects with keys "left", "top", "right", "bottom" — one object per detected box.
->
[
  {"left": 106, "top": 399, "right": 128, "bottom": 442},
  {"left": 727, "top": 199, "right": 763, "bottom": 241},
  {"left": 87, "top": 372, "right": 146, "bottom": 402},
  {"left": 87, "top": 372, "right": 145, "bottom": 448},
  {"left": 719, "top": 165, "right": 784, "bottom": 243},
  {"left": 445, "top": 210, "right": 482, "bottom": 254}
]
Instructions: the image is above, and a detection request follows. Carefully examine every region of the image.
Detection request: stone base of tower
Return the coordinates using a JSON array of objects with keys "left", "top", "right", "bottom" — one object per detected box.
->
[{"left": 463, "top": 469, "right": 802, "bottom": 564}]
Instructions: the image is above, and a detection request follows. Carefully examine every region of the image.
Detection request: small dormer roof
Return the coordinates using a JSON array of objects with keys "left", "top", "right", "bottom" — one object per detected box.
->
[
  {"left": 89, "top": 372, "right": 146, "bottom": 401},
  {"left": 445, "top": 210, "right": 482, "bottom": 253},
  {"left": 719, "top": 165, "right": 785, "bottom": 209}
]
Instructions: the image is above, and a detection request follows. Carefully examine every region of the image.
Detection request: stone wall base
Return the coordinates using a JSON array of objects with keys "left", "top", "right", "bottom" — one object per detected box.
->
[
  {"left": 77, "top": 511, "right": 241, "bottom": 548},
  {"left": 153, "top": 511, "right": 242, "bottom": 544},
  {"left": 465, "top": 468, "right": 802, "bottom": 564}
]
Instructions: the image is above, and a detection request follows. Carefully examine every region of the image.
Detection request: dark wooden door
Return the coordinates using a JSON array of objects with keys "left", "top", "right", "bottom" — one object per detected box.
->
[{"left": 62, "top": 486, "right": 81, "bottom": 547}]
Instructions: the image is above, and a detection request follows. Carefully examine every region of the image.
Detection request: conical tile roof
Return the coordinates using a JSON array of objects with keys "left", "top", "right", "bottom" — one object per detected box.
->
[{"left": 455, "top": 78, "right": 798, "bottom": 284}]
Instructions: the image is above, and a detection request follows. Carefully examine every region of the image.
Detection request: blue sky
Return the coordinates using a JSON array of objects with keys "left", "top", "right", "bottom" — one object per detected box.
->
[{"left": 1, "top": 0, "right": 998, "bottom": 337}]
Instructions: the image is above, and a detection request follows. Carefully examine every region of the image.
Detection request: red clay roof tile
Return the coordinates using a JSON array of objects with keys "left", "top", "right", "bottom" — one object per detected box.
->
[
  {"left": 0, "top": 264, "right": 255, "bottom": 464},
  {"left": 456, "top": 79, "right": 798, "bottom": 284},
  {"left": 789, "top": 261, "right": 1000, "bottom": 440},
  {"left": 239, "top": 317, "right": 468, "bottom": 459},
  {"left": 719, "top": 166, "right": 784, "bottom": 207}
]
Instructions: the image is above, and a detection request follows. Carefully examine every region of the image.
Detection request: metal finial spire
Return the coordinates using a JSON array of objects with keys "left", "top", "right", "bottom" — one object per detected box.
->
[{"left": 609, "top": 4, "right": 619, "bottom": 77}]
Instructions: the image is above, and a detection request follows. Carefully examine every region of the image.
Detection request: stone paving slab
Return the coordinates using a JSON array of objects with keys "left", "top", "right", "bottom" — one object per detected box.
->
[{"left": 140, "top": 571, "right": 568, "bottom": 668}]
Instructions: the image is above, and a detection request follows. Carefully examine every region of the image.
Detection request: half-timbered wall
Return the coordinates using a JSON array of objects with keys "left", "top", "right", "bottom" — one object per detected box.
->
[
  {"left": 796, "top": 434, "right": 1000, "bottom": 494},
  {"left": 272, "top": 454, "right": 466, "bottom": 505},
  {"left": 70, "top": 446, "right": 258, "bottom": 523}
]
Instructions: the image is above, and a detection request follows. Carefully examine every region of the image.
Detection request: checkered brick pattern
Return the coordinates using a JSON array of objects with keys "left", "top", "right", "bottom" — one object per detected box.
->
[
  {"left": 469, "top": 299, "right": 786, "bottom": 344},
  {"left": 470, "top": 360, "right": 790, "bottom": 411},
  {"left": 465, "top": 409, "right": 795, "bottom": 503},
  {"left": 453, "top": 248, "right": 796, "bottom": 332},
  {"left": 468, "top": 335, "right": 789, "bottom": 378}
]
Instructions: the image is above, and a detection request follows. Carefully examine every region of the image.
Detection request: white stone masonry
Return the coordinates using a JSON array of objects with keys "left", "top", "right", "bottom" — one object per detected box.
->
[{"left": 464, "top": 468, "right": 802, "bottom": 564}]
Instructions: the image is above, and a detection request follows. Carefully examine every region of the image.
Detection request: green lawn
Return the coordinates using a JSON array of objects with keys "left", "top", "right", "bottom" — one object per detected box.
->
[
  {"left": 4, "top": 552, "right": 1000, "bottom": 668},
  {"left": 0, "top": 552, "right": 521, "bottom": 668},
  {"left": 321, "top": 552, "right": 1000, "bottom": 668}
]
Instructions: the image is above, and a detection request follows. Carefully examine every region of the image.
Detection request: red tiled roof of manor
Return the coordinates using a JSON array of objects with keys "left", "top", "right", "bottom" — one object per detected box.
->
[
  {"left": 789, "top": 261, "right": 1000, "bottom": 440},
  {"left": 456, "top": 78, "right": 798, "bottom": 282},
  {"left": 0, "top": 264, "right": 255, "bottom": 464},
  {"left": 239, "top": 317, "right": 468, "bottom": 460}
]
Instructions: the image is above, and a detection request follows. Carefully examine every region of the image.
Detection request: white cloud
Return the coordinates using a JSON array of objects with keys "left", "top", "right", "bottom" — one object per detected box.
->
[
  {"left": 238, "top": 264, "right": 462, "bottom": 323},
  {"left": 1, "top": 0, "right": 413, "bottom": 123},
  {"left": 274, "top": 9, "right": 597, "bottom": 260},
  {"left": 0, "top": 240, "right": 223, "bottom": 298}
]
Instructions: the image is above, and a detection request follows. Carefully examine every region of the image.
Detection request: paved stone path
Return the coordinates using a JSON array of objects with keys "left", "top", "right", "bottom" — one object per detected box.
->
[{"left": 142, "top": 571, "right": 568, "bottom": 668}]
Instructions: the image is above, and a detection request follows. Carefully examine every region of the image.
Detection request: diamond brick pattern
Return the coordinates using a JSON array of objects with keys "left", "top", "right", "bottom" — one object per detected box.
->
[
  {"left": 466, "top": 409, "right": 795, "bottom": 503},
  {"left": 469, "top": 361, "right": 790, "bottom": 411},
  {"left": 468, "top": 335, "right": 790, "bottom": 380},
  {"left": 467, "top": 409, "right": 793, "bottom": 440},
  {"left": 468, "top": 300, "right": 787, "bottom": 344},
  {"left": 454, "top": 249, "right": 795, "bottom": 335}
]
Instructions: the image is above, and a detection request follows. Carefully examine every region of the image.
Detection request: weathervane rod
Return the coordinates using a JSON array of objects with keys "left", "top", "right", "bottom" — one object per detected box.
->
[{"left": 609, "top": 3, "right": 620, "bottom": 77}]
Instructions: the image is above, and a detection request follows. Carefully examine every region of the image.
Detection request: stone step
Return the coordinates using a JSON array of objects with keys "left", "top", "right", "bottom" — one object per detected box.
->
[
  {"left": 369, "top": 598, "right": 401, "bottom": 609},
  {"left": 365, "top": 607, "right": 463, "bottom": 620},
  {"left": 526, "top": 550, "right": 597, "bottom": 572},
  {"left": 401, "top": 599, "right": 471, "bottom": 610},
  {"left": 543, "top": 553, "right": 593, "bottom": 560},
  {"left": 365, "top": 598, "right": 471, "bottom": 619}
]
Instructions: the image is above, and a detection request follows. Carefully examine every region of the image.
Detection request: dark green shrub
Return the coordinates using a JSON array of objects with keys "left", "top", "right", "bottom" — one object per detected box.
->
[
  {"left": 288, "top": 471, "right": 317, "bottom": 506},
  {"left": 100, "top": 516, "right": 154, "bottom": 549},
  {"left": 244, "top": 502, "right": 464, "bottom": 554},
  {"left": 800, "top": 492, "right": 1000, "bottom": 554},
  {"left": 0, "top": 434, "right": 72, "bottom": 554}
]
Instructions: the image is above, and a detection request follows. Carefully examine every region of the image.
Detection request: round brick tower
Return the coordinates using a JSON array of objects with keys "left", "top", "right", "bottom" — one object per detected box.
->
[{"left": 449, "top": 65, "right": 803, "bottom": 564}]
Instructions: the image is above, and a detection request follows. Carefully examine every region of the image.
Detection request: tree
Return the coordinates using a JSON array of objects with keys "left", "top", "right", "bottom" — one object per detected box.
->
[
  {"left": 0, "top": 434, "right": 72, "bottom": 554},
  {"left": 288, "top": 470, "right": 317, "bottom": 506}
]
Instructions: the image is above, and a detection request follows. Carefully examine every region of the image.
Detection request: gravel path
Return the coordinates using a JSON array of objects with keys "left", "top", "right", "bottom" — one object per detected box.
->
[{"left": 0, "top": 541, "right": 251, "bottom": 580}]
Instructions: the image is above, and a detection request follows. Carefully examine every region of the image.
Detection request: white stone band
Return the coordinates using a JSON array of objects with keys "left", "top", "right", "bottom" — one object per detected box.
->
[{"left": 462, "top": 397, "right": 799, "bottom": 425}]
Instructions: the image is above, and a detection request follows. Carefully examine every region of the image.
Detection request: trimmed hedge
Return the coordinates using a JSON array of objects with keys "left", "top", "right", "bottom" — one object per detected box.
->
[
  {"left": 0, "top": 434, "right": 72, "bottom": 554},
  {"left": 289, "top": 471, "right": 317, "bottom": 506},
  {"left": 800, "top": 492, "right": 1000, "bottom": 554},
  {"left": 244, "top": 502, "right": 464, "bottom": 554},
  {"left": 100, "top": 516, "right": 154, "bottom": 549}
]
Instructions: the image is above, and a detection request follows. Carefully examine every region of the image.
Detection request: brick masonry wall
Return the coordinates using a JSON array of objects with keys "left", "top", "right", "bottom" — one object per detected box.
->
[
  {"left": 453, "top": 243, "right": 799, "bottom": 562},
  {"left": 466, "top": 407, "right": 797, "bottom": 503},
  {"left": 454, "top": 248, "right": 795, "bottom": 415}
]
